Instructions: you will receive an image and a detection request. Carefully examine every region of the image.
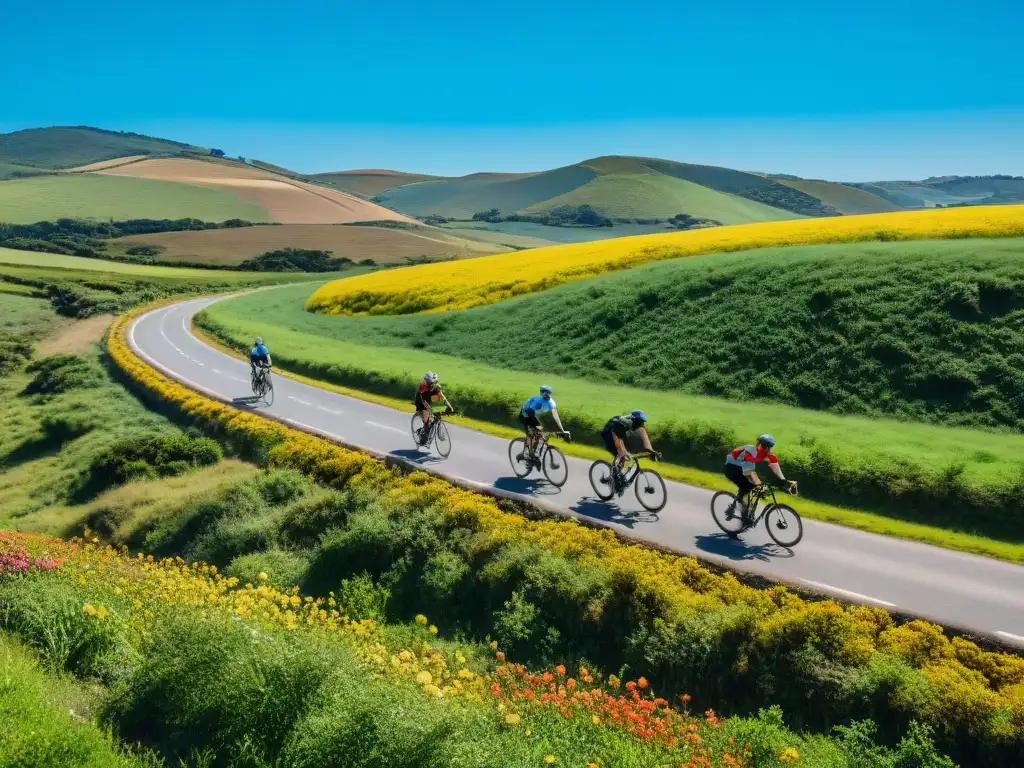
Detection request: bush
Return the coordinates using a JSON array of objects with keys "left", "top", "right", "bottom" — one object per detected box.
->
[
  {"left": 23, "top": 354, "right": 105, "bottom": 396},
  {"left": 237, "top": 248, "right": 351, "bottom": 273},
  {"left": 83, "top": 433, "right": 222, "bottom": 496},
  {"left": 0, "top": 331, "right": 34, "bottom": 377},
  {"left": 224, "top": 549, "right": 309, "bottom": 590}
]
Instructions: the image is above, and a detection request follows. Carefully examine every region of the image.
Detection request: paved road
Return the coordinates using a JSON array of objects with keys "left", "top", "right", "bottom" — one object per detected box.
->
[{"left": 129, "top": 297, "right": 1024, "bottom": 647}]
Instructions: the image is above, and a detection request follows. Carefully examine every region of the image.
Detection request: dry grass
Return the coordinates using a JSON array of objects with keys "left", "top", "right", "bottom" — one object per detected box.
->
[
  {"left": 96, "top": 157, "right": 416, "bottom": 224},
  {"left": 114, "top": 224, "right": 508, "bottom": 265},
  {"left": 64, "top": 155, "right": 149, "bottom": 172},
  {"left": 37, "top": 315, "right": 113, "bottom": 356}
]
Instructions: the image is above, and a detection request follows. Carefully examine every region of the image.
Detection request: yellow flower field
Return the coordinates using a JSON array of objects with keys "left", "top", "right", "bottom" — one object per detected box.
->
[{"left": 306, "top": 205, "right": 1024, "bottom": 315}]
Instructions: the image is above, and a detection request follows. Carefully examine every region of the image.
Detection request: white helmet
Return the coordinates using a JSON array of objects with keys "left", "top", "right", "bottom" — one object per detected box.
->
[
  {"left": 424, "top": 371, "right": 439, "bottom": 385},
  {"left": 254, "top": 337, "right": 263, "bottom": 346}
]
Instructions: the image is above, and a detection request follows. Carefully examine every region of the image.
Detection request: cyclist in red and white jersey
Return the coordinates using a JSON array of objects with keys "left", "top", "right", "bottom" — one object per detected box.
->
[{"left": 724, "top": 434, "right": 797, "bottom": 517}]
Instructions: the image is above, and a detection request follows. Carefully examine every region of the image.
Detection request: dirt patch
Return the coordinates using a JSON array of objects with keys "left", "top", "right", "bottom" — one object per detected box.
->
[
  {"left": 96, "top": 158, "right": 417, "bottom": 224},
  {"left": 114, "top": 224, "right": 507, "bottom": 265},
  {"left": 65, "top": 155, "right": 149, "bottom": 172},
  {"left": 38, "top": 314, "right": 114, "bottom": 356}
]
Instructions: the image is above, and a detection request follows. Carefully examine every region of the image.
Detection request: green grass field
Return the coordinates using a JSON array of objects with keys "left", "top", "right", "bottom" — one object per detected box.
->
[
  {"left": 0, "top": 174, "right": 272, "bottom": 224},
  {"left": 771, "top": 177, "right": 901, "bottom": 214},
  {"left": 522, "top": 173, "right": 799, "bottom": 223},
  {"left": 312, "top": 170, "right": 443, "bottom": 198},
  {"left": 376, "top": 164, "right": 597, "bottom": 218}
]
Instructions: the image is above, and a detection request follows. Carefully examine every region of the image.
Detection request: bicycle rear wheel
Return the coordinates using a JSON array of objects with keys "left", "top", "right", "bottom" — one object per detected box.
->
[
  {"left": 765, "top": 504, "right": 803, "bottom": 548},
  {"left": 588, "top": 460, "right": 615, "bottom": 501},
  {"left": 710, "top": 491, "right": 746, "bottom": 537},
  {"left": 434, "top": 421, "right": 452, "bottom": 459},
  {"left": 541, "top": 445, "right": 568, "bottom": 487},
  {"left": 507, "top": 438, "right": 532, "bottom": 477},
  {"left": 634, "top": 468, "right": 667, "bottom": 512},
  {"left": 410, "top": 414, "right": 426, "bottom": 448}
]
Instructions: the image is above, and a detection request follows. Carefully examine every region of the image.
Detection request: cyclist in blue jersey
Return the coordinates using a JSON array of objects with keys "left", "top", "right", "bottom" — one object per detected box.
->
[
  {"left": 519, "top": 385, "right": 568, "bottom": 456},
  {"left": 250, "top": 337, "right": 271, "bottom": 370}
]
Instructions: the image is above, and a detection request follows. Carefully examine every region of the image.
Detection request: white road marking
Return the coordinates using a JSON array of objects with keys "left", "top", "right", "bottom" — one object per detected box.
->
[
  {"left": 288, "top": 396, "right": 312, "bottom": 406},
  {"left": 317, "top": 405, "right": 344, "bottom": 415},
  {"left": 996, "top": 631, "right": 1024, "bottom": 645},
  {"left": 800, "top": 580, "right": 896, "bottom": 607},
  {"left": 366, "top": 420, "right": 405, "bottom": 435},
  {"left": 158, "top": 321, "right": 187, "bottom": 357}
]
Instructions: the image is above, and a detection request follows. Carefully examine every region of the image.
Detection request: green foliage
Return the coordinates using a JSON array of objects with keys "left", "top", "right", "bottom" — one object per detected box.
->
[
  {"left": 472, "top": 204, "right": 613, "bottom": 227},
  {"left": 336, "top": 572, "right": 391, "bottom": 622},
  {"left": 0, "top": 634, "right": 156, "bottom": 768},
  {"left": 84, "top": 434, "right": 222, "bottom": 496},
  {"left": 224, "top": 550, "right": 309, "bottom": 590},
  {"left": 23, "top": 354, "right": 105, "bottom": 396},
  {"left": 0, "top": 331, "right": 34, "bottom": 377},
  {"left": 236, "top": 247, "right": 352, "bottom": 272}
]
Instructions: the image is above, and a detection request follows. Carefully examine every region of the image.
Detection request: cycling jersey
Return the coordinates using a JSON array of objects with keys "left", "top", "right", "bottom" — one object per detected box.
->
[
  {"left": 250, "top": 344, "right": 270, "bottom": 366},
  {"left": 603, "top": 414, "right": 638, "bottom": 440},
  {"left": 725, "top": 444, "right": 778, "bottom": 473},
  {"left": 521, "top": 395, "right": 556, "bottom": 417},
  {"left": 415, "top": 382, "right": 442, "bottom": 410}
]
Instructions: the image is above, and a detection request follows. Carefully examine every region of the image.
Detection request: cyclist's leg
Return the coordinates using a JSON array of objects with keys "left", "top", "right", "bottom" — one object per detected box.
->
[{"left": 724, "top": 464, "right": 752, "bottom": 518}]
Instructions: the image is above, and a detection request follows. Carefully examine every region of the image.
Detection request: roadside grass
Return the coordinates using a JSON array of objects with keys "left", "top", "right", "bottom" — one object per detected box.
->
[
  {"left": 0, "top": 633, "right": 157, "bottom": 768},
  {"left": 0, "top": 173, "right": 272, "bottom": 224},
  {"left": 192, "top": 307, "right": 1024, "bottom": 564}
]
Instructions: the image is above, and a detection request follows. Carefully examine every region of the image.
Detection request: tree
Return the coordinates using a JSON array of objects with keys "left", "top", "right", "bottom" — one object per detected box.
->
[{"left": 210, "top": 149, "right": 225, "bottom": 158}]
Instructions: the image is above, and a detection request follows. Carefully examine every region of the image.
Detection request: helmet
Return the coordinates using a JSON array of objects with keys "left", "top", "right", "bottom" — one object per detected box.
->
[
  {"left": 424, "top": 371, "right": 439, "bottom": 385},
  {"left": 254, "top": 337, "right": 263, "bottom": 346},
  {"left": 757, "top": 433, "right": 776, "bottom": 448},
  {"left": 631, "top": 409, "right": 648, "bottom": 424},
  {"left": 539, "top": 384, "right": 553, "bottom": 395}
]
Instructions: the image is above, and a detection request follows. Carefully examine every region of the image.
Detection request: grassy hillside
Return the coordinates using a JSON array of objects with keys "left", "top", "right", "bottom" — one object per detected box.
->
[
  {"left": 114, "top": 223, "right": 508, "bottom": 265},
  {"left": 0, "top": 126, "right": 200, "bottom": 177},
  {"left": 0, "top": 174, "right": 271, "bottom": 224},
  {"left": 319, "top": 237, "right": 1024, "bottom": 429},
  {"left": 772, "top": 177, "right": 901, "bottom": 214},
  {"left": 856, "top": 178, "right": 1024, "bottom": 209},
  {"left": 313, "top": 170, "right": 444, "bottom": 198},
  {"left": 375, "top": 164, "right": 598, "bottom": 218},
  {"left": 522, "top": 172, "right": 799, "bottom": 223}
]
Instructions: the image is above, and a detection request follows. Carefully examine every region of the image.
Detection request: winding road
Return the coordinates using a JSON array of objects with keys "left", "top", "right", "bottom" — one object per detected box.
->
[{"left": 129, "top": 297, "right": 1024, "bottom": 647}]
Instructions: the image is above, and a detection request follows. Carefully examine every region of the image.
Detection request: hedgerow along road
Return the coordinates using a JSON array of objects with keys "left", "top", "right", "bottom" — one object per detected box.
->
[{"left": 130, "top": 296, "right": 1024, "bottom": 648}]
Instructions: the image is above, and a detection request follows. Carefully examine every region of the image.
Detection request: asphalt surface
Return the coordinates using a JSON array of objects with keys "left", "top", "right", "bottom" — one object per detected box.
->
[{"left": 129, "top": 297, "right": 1024, "bottom": 648}]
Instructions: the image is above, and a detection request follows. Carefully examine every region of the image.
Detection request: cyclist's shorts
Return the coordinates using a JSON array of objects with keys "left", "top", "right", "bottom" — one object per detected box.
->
[
  {"left": 725, "top": 463, "right": 755, "bottom": 494},
  {"left": 519, "top": 409, "right": 541, "bottom": 429},
  {"left": 600, "top": 428, "right": 617, "bottom": 458}
]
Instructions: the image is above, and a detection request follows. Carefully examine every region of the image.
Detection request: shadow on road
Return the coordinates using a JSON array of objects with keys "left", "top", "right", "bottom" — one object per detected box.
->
[
  {"left": 570, "top": 498, "right": 654, "bottom": 528},
  {"left": 389, "top": 448, "right": 445, "bottom": 466},
  {"left": 694, "top": 533, "right": 794, "bottom": 562},
  {"left": 493, "top": 476, "right": 562, "bottom": 497},
  {"left": 232, "top": 396, "right": 269, "bottom": 410}
]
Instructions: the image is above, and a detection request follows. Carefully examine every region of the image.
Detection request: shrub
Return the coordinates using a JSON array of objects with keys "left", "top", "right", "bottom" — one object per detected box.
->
[
  {"left": 237, "top": 248, "right": 351, "bottom": 273},
  {"left": 23, "top": 354, "right": 105, "bottom": 396},
  {"left": 0, "top": 331, "right": 34, "bottom": 377},
  {"left": 224, "top": 549, "right": 309, "bottom": 590},
  {"left": 84, "top": 433, "right": 222, "bottom": 496}
]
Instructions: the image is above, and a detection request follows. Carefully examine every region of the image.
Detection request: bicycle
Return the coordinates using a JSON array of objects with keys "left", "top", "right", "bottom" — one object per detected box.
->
[
  {"left": 410, "top": 407, "right": 454, "bottom": 459},
  {"left": 710, "top": 483, "right": 803, "bottom": 547},
  {"left": 508, "top": 429, "right": 572, "bottom": 487},
  {"left": 250, "top": 365, "right": 274, "bottom": 405},
  {"left": 589, "top": 450, "right": 667, "bottom": 512}
]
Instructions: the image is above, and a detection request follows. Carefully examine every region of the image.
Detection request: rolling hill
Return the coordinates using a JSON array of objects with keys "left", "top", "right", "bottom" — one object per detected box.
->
[
  {"left": 0, "top": 126, "right": 203, "bottom": 178},
  {"left": 312, "top": 169, "right": 446, "bottom": 198},
  {"left": 366, "top": 154, "right": 897, "bottom": 226},
  {"left": 856, "top": 177, "right": 1024, "bottom": 208},
  {"left": 770, "top": 177, "right": 902, "bottom": 214}
]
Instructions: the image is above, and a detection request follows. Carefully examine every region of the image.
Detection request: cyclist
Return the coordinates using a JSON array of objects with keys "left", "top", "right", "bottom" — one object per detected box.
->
[
  {"left": 520, "top": 385, "right": 568, "bottom": 455},
  {"left": 724, "top": 434, "right": 797, "bottom": 521},
  {"left": 601, "top": 410, "right": 658, "bottom": 492},
  {"left": 250, "top": 337, "right": 271, "bottom": 373},
  {"left": 415, "top": 371, "right": 453, "bottom": 444}
]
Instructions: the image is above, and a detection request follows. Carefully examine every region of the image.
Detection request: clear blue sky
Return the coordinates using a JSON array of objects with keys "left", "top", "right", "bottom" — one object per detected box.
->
[{"left": 3, "top": 0, "right": 1022, "bottom": 179}]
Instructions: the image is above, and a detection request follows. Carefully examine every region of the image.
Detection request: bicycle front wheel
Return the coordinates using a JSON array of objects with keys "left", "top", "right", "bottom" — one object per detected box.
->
[
  {"left": 710, "top": 491, "right": 746, "bottom": 537},
  {"left": 765, "top": 504, "right": 803, "bottom": 548},
  {"left": 634, "top": 468, "right": 667, "bottom": 512},
  {"left": 410, "top": 414, "right": 426, "bottom": 448},
  {"left": 541, "top": 445, "right": 568, "bottom": 487},
  {"left": 434, "top": 421, "right": 452, "bottom": 459},
  {"left": 508, "top": 438, "right": 532, "bottom": 478},
  {"left": 263, "top": 374, "right": 274, "bottom": 406},
  {"left": 588, "top": 460, "right": 615, "bottom": 501}
]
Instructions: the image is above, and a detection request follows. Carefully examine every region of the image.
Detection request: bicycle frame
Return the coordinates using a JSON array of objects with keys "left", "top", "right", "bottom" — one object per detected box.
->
[{"left": 742, "top": 484, "right": 781, "bottom": 524}]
